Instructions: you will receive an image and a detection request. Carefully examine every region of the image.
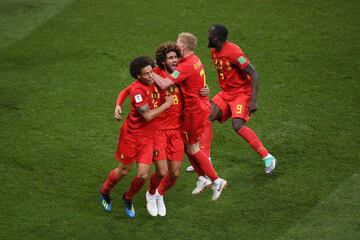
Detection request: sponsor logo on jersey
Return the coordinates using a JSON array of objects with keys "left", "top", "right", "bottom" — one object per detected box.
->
[
  {"left": 237, "top": 56, "right": 247, "bottom": 65},
  {"left": 171, "top": 70, "right": 180, "bottom": 79},
  {"left": 134, "top": 94, "right": 143, "bottom": 103}
]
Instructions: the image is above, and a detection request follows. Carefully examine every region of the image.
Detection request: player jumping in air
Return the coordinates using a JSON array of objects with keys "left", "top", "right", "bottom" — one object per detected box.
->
[{"left": 206, "top": 24, "right": 277, "bottom": 174}]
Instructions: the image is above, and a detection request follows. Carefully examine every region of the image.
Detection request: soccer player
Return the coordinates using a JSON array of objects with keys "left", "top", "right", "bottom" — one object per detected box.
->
[
  {"left": 152, "top": 33, "right": 227, "bottom": 201},
  {"left": 207, "top": 24, "right": 276, "bottom": 174},
  {"left": 144, "top": 42, "right": 184, "bottom": 217},
  {"left": 99, "top": 56, "right": 173, "bottom": 218},
  {"left": 114, "top": 42, "right": 212, "bottom": 215}
]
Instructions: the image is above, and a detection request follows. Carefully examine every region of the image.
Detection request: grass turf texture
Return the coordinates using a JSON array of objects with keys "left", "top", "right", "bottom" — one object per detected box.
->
[{"left": 1, "top": 0, "right": 359, "bottom": 239}]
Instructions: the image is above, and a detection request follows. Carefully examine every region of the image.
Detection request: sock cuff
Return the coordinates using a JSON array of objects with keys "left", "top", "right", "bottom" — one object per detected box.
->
[{"left": 237, "top": 126, "right": 249, "bottom": 135}]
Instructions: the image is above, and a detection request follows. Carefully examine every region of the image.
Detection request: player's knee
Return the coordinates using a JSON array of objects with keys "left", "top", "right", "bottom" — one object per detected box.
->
[
  {"left": 186, "top": 144, "right": 200, "bottom": 155},
  {"left": 169, "top": 169, "right": 180, "bottom": 178},
  {"left": 157, "top": 169, "right": 168, "bottom": 178},
  {"left": 137, "top": 172, "right": 148, "bottom": 180},
  {"left": 119, "top": 169, "right": 129, "bottom": 176},
  {"left": 138, "top": 175, "right": 148, "bottom": 181},
  {"left": 208, "top": 112, "right": 216, "bottom": 122},
  {"left": 232, "top": 120, "right": 245, "bottom": 132},
  {"left": 209, "top": 104, "right": 221, "bottom": 122},
  {"left": 186, "top": 148, "right": 197, "bottom": 155},
  {"left": 116, "top": 165, "right": 130, "bottom": 177}
]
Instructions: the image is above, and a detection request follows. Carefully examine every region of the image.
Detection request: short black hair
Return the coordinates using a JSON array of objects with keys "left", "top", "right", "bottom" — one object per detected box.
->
[
  {"left": 210, "top": 24, "right": 228, "bottom": 41},
  {"left": 129, "top": 56, "right": 154, "bottom": 79}
]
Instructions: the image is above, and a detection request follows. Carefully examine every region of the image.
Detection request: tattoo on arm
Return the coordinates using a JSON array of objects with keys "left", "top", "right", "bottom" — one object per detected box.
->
[{"left": 138, "top": 104, "right": 151, "bottom": 115}]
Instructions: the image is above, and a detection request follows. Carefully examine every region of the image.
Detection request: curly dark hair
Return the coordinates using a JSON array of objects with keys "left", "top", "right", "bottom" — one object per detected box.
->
[
  {"left": 129, "top": 56, "right": 154, "bottom": 79},
  {"left": 155, "top": 42, "right": 182, "bottom": 70}
]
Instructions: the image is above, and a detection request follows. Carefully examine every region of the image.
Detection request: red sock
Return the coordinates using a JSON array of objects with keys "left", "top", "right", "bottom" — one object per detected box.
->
[
  {"left": 187, "top": 153, "right": 205, "bottom": 176},
  {"left": 125, "top": 176, "right": 146, "bottom": 200},
  {"left": 192, "top": 151, "right": 218, "bottom": 181},
  {"left": 158, "top": 175, "right": 177, "bottom": 195},
  {"left": 200, "top": 119, "right": 213, "bottom": 157},
  {"left": 101, "top": 170, "right": 120, "bottom": 195},
  {"left": 148, "top": 172, "right": 162, "bottom": 195},
  {"left": 237, "top": 126, "right": 269, "bottom": 158}
]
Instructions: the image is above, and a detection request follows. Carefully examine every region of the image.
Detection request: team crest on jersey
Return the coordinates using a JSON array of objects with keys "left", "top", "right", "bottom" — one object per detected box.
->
[
  {"left": 167, "top": 85, "right": 176, "bottom": 93},
  {"left": 134, "top": 94, "right": 143, "bottom": 103},
  {"left": 152, "top": 92, "right": 159, "bottom": 100},
  {"left": 171, "top": 70, "right": 180, "bottom": 79},
  {"left": 225, "top": 60, "right": 232, "bottom": 71},
  {"left": 237, "top": 56, "right": 247, "bottom": 65},
  {"left": 153, "top": 150, "right": 159, "bottom": 157},
  {"left": 152, "top": 87, "right": 159, "bottom": 100}
]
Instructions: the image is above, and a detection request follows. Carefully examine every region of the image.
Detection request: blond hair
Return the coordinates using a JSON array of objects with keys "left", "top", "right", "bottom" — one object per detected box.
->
[{"left": 178, "top": 32, "right": 197, "bottom": 51}]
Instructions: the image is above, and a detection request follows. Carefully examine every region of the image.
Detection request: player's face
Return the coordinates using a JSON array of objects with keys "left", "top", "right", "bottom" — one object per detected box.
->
[
  {"left": 138, "top": 65, "right": 154, "bottom": 86},
  {"left": 208, "top": 30, "right": 217, "bottom": 48},
  {"left": 163, "top": 51, "right": 178, "bottom": 73}
]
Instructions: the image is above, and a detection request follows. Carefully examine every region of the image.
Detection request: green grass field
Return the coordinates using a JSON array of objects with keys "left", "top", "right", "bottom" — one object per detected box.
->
[{"left": 1, "top": 0, "right": 359, "bottom": 239}]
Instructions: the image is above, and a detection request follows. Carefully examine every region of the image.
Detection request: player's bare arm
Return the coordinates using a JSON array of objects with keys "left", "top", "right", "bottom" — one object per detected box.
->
[
  {"left": 138, "top": 95, "right": 173, "bottom": 122},
  {"left": 114, "top": 83, "right": 133, "bottom": 120},
  {"left": 152, "top": 72, "right": 175, "bottom": 90},
  {"left": 243, "top": 63, "right": 259, "bottom": 113}
]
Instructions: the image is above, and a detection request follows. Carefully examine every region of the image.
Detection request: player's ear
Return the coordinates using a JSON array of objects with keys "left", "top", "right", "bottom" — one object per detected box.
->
[{"left": 137, "top": 74, "right": 140, "bottom": 79}]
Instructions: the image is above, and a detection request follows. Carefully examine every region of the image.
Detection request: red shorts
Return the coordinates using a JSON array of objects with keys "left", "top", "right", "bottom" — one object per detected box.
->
[
  {"left": 115, "top": 126, "right": 153, "bottom": 165},
  {"left": 211, "top": 92, "right": 251, "bottom": 123},
  {"left": 183, "top": 102, "right": 210, "bottom": 144},
  {"left": 153, "top": 128, "right": 184, "bottom": 161}
]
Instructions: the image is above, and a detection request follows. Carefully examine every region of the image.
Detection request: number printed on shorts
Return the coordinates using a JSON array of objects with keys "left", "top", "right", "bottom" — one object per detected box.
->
[{"left": 236, "top": 104, "right": 243, "bottom": 114}]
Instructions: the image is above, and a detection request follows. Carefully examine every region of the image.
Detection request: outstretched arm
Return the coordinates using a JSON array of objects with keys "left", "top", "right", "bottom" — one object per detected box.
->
[{"left": 243, "top": 63, "right": 259, "bottom": 113}]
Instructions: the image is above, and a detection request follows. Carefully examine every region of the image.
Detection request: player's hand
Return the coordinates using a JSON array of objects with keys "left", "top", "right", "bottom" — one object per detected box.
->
[
  {"left": 114, "top": 105, "right": 122, "bottom": 121},
  {"left": 200, "top": 84, "right": 210, "bottom": 96},
  {"left": 249, "top": 100, "right": 257, "bottom": 114},
  {"left": 165, "top": 95, "right": 174, "bottom": 107}
]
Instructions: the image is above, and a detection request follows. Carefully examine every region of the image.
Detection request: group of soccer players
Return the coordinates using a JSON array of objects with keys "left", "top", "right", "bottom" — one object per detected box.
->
[{"left": 99, "top": 24, "right": 277, "bottom": 218}]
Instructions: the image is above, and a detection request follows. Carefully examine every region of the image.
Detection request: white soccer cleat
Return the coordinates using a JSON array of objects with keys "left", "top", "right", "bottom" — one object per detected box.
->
[
  {"left": 146, "top": 191, "right": 158, "bottom": 217},
  {"left": 192, "top": 176, "right": 212, "bottom": 194},
  {"left": 263, "top": 154, "right": 277, "bottom": 175},
  {"left": 211, "top": 178, "right": 227, "bottom": 201},
  {"left": 155, "top": 189, "right": 166, "bottom": 217},
  {"left": 186, "top": 165, "right": 194, "bottom": 172}
]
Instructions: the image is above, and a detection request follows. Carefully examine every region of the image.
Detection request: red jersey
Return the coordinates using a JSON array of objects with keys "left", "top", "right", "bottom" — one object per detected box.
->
[
  {"left": 153, "top": 66, "right": 183, "bottom": 130},
  {"left": 211, "top": 41, "right": 252, "bottom": 99},
  {"left": 168, "top": 53, "right": 209, "bottom": 112},
  {"left": 124, "top": 80, "right": 160, "bottom": 135}
]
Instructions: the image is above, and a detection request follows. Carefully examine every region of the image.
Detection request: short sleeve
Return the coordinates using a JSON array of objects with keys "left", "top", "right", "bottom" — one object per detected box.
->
[
  {"left": 168, "top": 63, "right": 192, "bottom": 84},
  {"left": 227, "top": 46, "right": 250, "bottom": 70},
  {"left": 130, "top": 87, "right": 148, "bottom": 108},
  {"left": 115, "top": 82, "right": 136, "bottom": 106}
]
